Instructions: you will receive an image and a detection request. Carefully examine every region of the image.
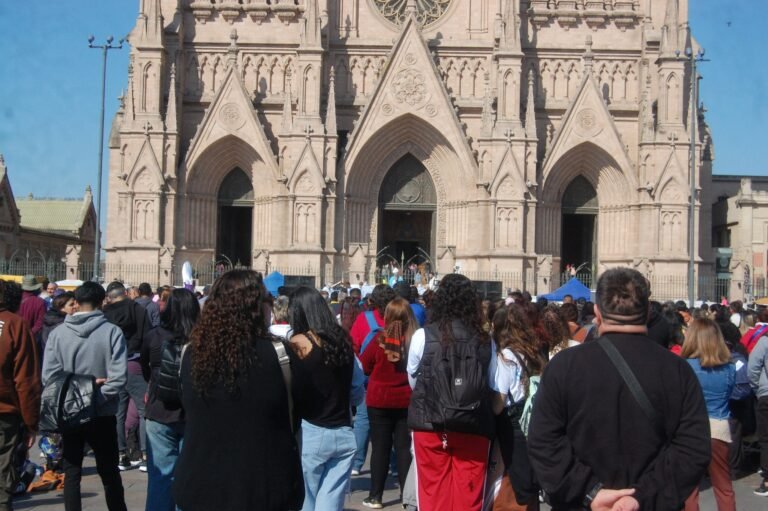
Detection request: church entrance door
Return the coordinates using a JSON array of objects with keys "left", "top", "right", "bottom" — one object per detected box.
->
[
  {"left": 560, "top": 176, "right": 598, "bottom": 277},
  {"left": 216, "top": 168, "right": 254, "bottom": 266},
  {"left": 378, "top": 155, "right": 437, "bottom": 271}
]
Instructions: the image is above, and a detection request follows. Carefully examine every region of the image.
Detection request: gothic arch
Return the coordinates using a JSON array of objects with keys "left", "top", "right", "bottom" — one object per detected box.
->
[
  {"left": 541, "top": 142, "right": 632, "bottom": 206},
  {"left": 185, "top": 135, "right": 273, "bottom": 196}
]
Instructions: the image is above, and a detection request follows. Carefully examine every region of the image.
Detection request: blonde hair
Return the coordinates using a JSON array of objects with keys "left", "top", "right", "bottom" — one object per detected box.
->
[{"left": 680, "top": 318, "right": 731, "bottom": 367}]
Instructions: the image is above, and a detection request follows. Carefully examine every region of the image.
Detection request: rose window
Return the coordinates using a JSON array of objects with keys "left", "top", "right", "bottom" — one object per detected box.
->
[{"left": 371, "top": 0, "right": 452, "bottom": 27}]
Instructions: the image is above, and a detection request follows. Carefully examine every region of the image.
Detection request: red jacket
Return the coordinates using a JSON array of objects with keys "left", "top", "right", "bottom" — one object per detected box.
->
[
  {"left": 350, "top": 309, "right": 384, "bottom": 355},
  {"left": 19, "top": 292, "right": 46, "bottom": 338},
  {"left": 359, "top": 341, "right": 411, "bottom": 409},
  {"left": 0, "top": 308, "right": 41, "bottom": 429}
]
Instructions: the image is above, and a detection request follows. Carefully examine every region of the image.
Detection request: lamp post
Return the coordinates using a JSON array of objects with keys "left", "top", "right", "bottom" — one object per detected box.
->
[
  {"left": 88, "top": 35, "right": 123, "bottom": 282},
  {"left": 684, "top": 46, "right": 707, "bottom": 308}
]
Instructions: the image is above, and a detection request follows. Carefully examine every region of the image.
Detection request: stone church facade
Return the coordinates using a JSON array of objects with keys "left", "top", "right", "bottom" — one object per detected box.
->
[{"left": 106, "top": 0, "right": 714, "bottom": 293}]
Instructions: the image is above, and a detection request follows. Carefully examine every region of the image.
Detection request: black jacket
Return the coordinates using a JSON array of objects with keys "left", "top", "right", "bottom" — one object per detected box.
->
[
  {"left": 40, "top": 309, "right": 65, "bottom": 350},
  {"left": 408, "top": 321, "right": 495, "bottom": 438},
  {"left": 141, "top": 327, "right": 184, "bottom": 425},
  {"left": 527, "top": 333, "right": 710, "bottom": 510},
  {"left": 103, "top": 299, "right": 151, "bottom": 357}
]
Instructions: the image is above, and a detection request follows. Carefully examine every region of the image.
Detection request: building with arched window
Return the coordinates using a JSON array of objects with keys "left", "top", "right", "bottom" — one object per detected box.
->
[{"left": 105, "top": 0, "right": 715, "bottom": 296}]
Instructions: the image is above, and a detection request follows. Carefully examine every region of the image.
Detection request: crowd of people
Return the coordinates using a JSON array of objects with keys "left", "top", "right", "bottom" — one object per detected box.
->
[{"left": 0, "top": 268, "right": 767, "bottom": 510}]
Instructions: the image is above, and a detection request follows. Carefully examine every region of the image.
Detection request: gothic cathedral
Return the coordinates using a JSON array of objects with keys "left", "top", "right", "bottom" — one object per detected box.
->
[{"left": 106, "top": 0, "right": 714, "bottom": 292}]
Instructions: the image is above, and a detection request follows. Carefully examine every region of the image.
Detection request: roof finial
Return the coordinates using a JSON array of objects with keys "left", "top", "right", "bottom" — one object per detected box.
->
[
  {"left": 405, "top": 0, "right": 418, "bottom": 18},
  {"left": 583, "top": 35, "right": 594, "bottom": 73},
  {"left": 227, "top": 29, "right": 239, "bottom": 67}
]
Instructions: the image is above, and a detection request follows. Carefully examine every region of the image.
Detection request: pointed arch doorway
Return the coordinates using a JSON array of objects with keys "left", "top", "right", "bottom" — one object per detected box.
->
[
  {"left": 561, "top": 176, "right": 598, "bottom": 275},
  {"left": 378, "top": 155, "right": 437, "bottom": 268},
  {"left": 217, "top": 168, "right": 253, "bottom": 266}
]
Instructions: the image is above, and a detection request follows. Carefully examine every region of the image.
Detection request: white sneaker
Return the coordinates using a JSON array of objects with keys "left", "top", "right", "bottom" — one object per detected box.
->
[
  {"left": 350, "top": 469, "right": 360, "bottom": 476},
  {"left": 139, "top": 463, "right": 148, "bottom": 473}
]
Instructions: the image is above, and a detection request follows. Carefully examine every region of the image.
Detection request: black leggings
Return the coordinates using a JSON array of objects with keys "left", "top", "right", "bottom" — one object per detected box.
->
[
  {"left": 367, "top": 406, "right": 411, "bottom": 501},
  {"left": 495, "top": 404, "right": 539, "bottom": 505}
]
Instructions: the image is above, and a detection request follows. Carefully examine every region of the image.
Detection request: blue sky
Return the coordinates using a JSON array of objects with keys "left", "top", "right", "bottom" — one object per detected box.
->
[{"left": 0, "top": 0, "right": 765, "bottom": 204}]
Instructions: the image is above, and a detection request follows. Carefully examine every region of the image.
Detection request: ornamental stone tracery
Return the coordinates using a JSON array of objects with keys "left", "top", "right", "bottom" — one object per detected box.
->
[{"left": 371, "top": 0, "right": 452, "bottom": 27}]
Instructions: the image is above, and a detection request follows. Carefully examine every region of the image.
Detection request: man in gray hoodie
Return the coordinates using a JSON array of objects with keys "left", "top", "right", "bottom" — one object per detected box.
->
[
  {"left": 749, "top": 316, "right": 768, "bottom": 498},
  {"left": 42, "top": 281, "right": 127, "bottom": 511}
]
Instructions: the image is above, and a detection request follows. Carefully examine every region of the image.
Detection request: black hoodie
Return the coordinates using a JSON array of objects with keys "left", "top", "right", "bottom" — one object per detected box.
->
[
  {"left": 41, "top": 309, "right": 66, "bottom": 351},
  {"left": 103, "top": 298, "right": 151, "bottom": 357}
]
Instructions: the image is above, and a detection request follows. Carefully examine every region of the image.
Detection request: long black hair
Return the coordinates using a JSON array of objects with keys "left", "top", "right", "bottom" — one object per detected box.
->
[
  {"left": 288, "top": 286, "right": 354, "bottom": 369},
  {"left": 429, "top": 274, "right": 490, "bottom": 344},
  {"left": 160, "top": 288, "right": 200, "bottom": 343}
]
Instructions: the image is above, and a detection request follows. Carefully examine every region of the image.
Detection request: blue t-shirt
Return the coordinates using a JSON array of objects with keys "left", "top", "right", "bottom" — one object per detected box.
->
[
  {"left": 410, "top": 303, "right": 426, "bottom": 327},
  {"left": 686, "top": 358, "right": 735, "bottom": 420}
]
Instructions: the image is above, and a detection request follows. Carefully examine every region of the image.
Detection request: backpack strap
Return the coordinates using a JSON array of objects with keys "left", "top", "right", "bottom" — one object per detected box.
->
[
  {"left": 272, "top": 339, "right": 295, "bottom": 434},
  {"left": 360, "top": 311, "right": 381, "bottom": 354},
  {"left": 597, "top": 337, "right": 663, "bottom": 436}
]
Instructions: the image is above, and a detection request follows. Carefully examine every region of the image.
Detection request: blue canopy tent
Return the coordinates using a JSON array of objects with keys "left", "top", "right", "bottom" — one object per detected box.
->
[
  {"left": 263, "top": 271, "right": 285, "bottom": 296},
  {"left": 538, "top": 277, "right": 592, "bottom": 302}
]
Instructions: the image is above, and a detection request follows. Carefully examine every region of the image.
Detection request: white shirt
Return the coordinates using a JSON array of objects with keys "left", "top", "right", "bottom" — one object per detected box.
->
[
  {"left": 406, "top": 328, "right": 498, "bottom": 391},
  {"left": 730, "top": 313, "right": 742, "bottom": 329},
  {"left": 269, "top": 324, "right": 292, "bottom": 339},
  {"left": 495, "top": 348, "right": 525, "bottom": 406}
]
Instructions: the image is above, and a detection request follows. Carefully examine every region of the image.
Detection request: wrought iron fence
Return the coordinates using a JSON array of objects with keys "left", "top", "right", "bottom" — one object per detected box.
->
[{"left": 0, "top": 258, "right": 67, "bottom": 282}]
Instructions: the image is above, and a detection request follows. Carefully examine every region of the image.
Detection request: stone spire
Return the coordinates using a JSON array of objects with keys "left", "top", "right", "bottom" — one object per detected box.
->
[
  {"left": 661, "top": 0, "right": 680, "bottom": 55},
  {"left": 166, "top": 62, "right": 178, "bottom": 132},
  {"left": 500, "top": 0, "right": 520, "bottom": 51},
  {"left": 281, "top": 72, "right": 294, "bottom": 133},
  {"left": 0, "top": 153, "right": 5, "bottom": 175},
  {"left": 301, "top": 0, "right": 321, "bottom": 48},
  {"left": 481, "top": 72, "right": 495, "bottom": 135},
  {"left": 125, "top": 56, "right": 136, "bottom": 122},
  {"left": 525, "top": 69, "right": 537, "bottom": 139},
  {"left": 640, "top": 76, "right": 655, "bottom": 143},
  {"left": 226, "top": 29, "right": 239, "bottom": 68},
  {"left": 326, "top": 67, "right": 337, "bottom": 135},
  {"left": 136, "top": 0, "right": 163, "bottom": 46}
]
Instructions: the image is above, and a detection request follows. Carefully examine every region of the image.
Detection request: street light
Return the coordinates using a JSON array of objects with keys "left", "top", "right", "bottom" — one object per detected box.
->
[
  {"left": 88, "top": 35, "right": 123, "bottom": 282},
  {"left": 683, "top": 46, "right": 707, "bottom": 308}
]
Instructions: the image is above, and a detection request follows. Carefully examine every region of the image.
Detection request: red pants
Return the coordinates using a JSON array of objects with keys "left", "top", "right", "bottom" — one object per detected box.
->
[
  {"left": 684, "top": 439, "right": 736, "bottom": 511},
  {"left": 413, "top": 430, "right": 490, "bottom": 511}
]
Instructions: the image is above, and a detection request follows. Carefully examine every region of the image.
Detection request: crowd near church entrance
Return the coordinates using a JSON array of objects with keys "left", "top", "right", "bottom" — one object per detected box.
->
[
  {"left": 378, "top": 154, "right": 436, "bottom": 267},
  {"left": 216, "top": 168, "right": 253, "bottom": 266},
  {"left": 560, "top": 176, "right": 598, "bottom": 275}
]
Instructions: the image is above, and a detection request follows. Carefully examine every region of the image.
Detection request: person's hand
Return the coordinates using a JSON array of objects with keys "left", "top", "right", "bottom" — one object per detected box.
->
[
  {"left": 590, "top": 489, "right": 636, "bottom": 511},
  {"left": 611, "top": 496, "right": 640, "bottom": 511},
  {"left": 95, "top": 378, "right": 107, "bottom": 386},
  {"left": 25, "top": 429, "right": 37, "bottom": 450}
]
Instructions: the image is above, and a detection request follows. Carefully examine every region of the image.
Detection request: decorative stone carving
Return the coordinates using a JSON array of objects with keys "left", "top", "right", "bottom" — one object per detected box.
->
[
  {"left": 574, "top": 108, "right": 602, "bottom": 138},
  {"left": 371, "top": 0, "right": 453, "bottom": 27},
  {"left": 391, "top": 68, "right": 427, "bottom": 106},
  {"left": 218, "top": 102, "right": 245, "bottom": 130},
  {"left": 296, "top": 174, "right": 315, "bottom": 194},
  {"left": 382, "top": 103, "right": 394, "bottom": 115}
]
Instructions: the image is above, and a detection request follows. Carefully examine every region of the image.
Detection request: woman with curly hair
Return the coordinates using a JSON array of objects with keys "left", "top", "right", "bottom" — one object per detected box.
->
[
  {"left": 406, "top": 273, "right": 497, "bottom": 511},
  {"left": 492, "top": 304, "right": 546, "bottom": 509},
  {"left": 542, "top": 306, "right": 576, "bottom": 358},
  {"left": 359, "top": 297, "right": 418, "bottom": 508},
  {"left": 288, "top": 286, "right": 363, "bottom": 511},
  {"left": 172, "top": 270, "right": 306, "bottom": 511}
]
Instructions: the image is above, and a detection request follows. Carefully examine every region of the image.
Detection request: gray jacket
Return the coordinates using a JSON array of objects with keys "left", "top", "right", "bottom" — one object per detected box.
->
[
  {"left": 748, "top": 335, "right": 768, "bottom": 398},
  {"left": 42, "top": 311, "right": 127, "bottom": 416},
  {"left": 135, "top": 296, "right": 161, "bottom": 329}
]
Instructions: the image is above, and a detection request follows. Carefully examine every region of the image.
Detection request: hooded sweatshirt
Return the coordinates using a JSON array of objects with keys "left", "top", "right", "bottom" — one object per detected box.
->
[
  {"left": 103, "top": 298, "right": 150, "bottom": 357},
  {"left": 42, "top": 310, "right": 127, "bottom": 416}
]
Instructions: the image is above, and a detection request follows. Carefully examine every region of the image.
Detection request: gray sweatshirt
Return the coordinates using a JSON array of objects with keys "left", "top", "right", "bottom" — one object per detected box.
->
[
  {"left": 42, "top": 310, "right": 127, "bottom": 416},
  {"left": 748, "top": 335, "right": 768, "bottom": 398}
]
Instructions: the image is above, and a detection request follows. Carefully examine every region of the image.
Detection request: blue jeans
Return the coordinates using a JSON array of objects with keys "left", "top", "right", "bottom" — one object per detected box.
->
[
  {"left": 145, "top": 419, "right": 184, "bottom": 511},
  {"left": 352, "top": 399, "right": 369, "bottom": 471},
  {"left": 300, "top": 420, "right": 356, "bottom": 511}
]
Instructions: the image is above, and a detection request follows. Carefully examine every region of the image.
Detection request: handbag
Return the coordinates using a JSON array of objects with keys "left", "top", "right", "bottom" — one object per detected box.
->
[
  {"left": 39, "top": 373, "right": 98, "bottom": 433},
  {"left": 596, "top": 337, "right": 664, "bottom": 436},
  {"left": 271, "top": 338, "right": 295, "bottom": 434}
]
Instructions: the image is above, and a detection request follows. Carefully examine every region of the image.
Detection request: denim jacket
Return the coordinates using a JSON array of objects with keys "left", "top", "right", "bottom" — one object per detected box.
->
[{"left": 686, "top": 358, "right": 735, "bottom": 420}]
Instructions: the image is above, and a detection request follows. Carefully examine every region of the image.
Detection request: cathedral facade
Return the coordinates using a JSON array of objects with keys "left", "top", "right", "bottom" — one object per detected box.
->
[{"left": 105, "top": 0, "right": 714, "bottom": 293}]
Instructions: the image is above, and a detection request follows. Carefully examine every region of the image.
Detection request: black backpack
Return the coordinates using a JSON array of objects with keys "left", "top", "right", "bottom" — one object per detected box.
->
[
  {"left": 426, "top": 340, "right": 489, "bottom": 435},
  {"left": 156, "top": 339, "right": 189, "bottom": 408},
  {"left": 39, "top": 373, "right": 98, "bottom": 433}
]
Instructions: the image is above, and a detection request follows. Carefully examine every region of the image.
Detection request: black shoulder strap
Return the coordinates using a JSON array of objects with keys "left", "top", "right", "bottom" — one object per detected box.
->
[{"left": 597, "top": 337, "right": 663, "bottom": 435}]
